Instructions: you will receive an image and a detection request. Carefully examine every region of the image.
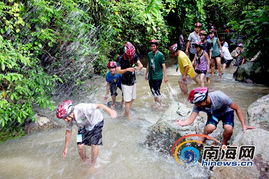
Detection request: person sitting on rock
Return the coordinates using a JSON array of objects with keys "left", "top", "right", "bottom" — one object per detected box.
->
[
  {"left": 104, "top": 61, "right": 123, "bottom": 109},
  {"left": 56, "top": 100, "right": 117, "bottom": 167},
  {"left": 176, "top": 87, "right": 255, "bottom": 145}
]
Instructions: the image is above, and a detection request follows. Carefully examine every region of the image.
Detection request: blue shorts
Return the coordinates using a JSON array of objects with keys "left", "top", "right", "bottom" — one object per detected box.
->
[{"left": 206, "top": 111, "right": 234, "bottom": 127}]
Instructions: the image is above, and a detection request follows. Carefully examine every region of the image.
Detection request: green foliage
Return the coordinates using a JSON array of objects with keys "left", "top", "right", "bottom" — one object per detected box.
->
[
  {"left": 0, "top": 1, "right": 58, "bottom": 140},
  {"left": 0, "top": 36, "right": 57, "bottom": 129},
  {"left": 0, "top": 0, "right": 268, "bottom": 140}
]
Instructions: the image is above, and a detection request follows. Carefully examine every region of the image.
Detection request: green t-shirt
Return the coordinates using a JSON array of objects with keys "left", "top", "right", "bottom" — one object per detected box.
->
[
  {"left": 147, "top": 51, "right": 165, "bottom": 80},
  {"left": 208, "top": 37, "right": 220, "bottom": 57}
]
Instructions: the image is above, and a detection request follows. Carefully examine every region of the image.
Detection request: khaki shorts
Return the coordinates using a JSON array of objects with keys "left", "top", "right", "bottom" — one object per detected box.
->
[{"left": 122, "top": 84, "right": 136, "bottom": 102}]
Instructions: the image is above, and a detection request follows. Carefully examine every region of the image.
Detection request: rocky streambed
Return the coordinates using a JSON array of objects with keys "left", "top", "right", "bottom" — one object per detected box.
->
[{"left": 145, "top": 94, "right": 269, "bottom": 178}]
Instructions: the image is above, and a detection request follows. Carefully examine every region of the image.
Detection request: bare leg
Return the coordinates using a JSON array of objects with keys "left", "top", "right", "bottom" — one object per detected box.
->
[
  {"left": 91, "top": 145, "right": 99, "bottom": 166},
  {"left": 222, "top": 125, "right": 233, "bottom": 145},
  {"left": 216, "top": 57, "right": 222, "bottom": 77},
  {"left": 124, "top": 100, "right": 133, "bottom": 119},
  {"left": 112, "top": 96, "right": 116, "bottom": 106},
  {"left": 124, "top": 101, "right": 130, "bottom": 117},
  {"left": 223, "top": 63, "right": 226, "bottom": 71},
  {"left": 211, "top": 58, "right": 215, "bottom": 75},
  {"left": 111, "top": 96, "right": 116, "bottom": 109},
  {"left": 200, "top": 124, "right": 217, "bottom": 143},
  {"left": 200, "top": 73, "right": 206, "bottom": 87},
  {"left": 178, "top": 79, "right": 188, "bottom": 94},
  {"left": 154, "top": 96, "right": 161, "bottom": 105},
  {"left": 77, "top": 144, "right": 88, "bottom": 161}
]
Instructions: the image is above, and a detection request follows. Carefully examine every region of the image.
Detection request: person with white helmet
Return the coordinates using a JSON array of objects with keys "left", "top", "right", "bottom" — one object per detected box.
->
[
  {"left": 169, "top": 43, "right": 198, "bottom": 94},
  {"left": 176, "top": 87, "right": 255, "bottom": 145},
  {"left": 56, "top": 100, "right": 117, "bottom": 167}
]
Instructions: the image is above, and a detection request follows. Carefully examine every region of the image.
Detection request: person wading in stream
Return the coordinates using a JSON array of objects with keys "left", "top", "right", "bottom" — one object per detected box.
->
[
  {"left": 208, "top": 29, "right": 223, "bottom": 77},
  {"left": 169, "top": 43, "right": 198, "bottom": 94},
  {"left": 56, "top": 100, "right": 117, "bottom": 166},
  {"left": 185, "top": 22, "right": 202, "bottom": 62},
  {"left": 104, "top": 61, "right": 123, "bottom": 109},
  {"left": 144, "top": 39, "right": 168, "bottom": 107},
  {"left": 116, "top": 42, "right": 143, "bottom": 119},
  {"left": 176, "top": 87, "right": 255, "bottom": 145},
  {"left": 199, "top": 30, "right": 212, "bottom": 84},
  {"left": 192, "top": 42, "right": 210, "bottom": 87}
]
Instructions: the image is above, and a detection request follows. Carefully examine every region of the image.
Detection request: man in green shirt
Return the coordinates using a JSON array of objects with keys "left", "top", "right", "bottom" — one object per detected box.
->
[{"left": 145, "top": 40, "right": 168, "bottom": 106}]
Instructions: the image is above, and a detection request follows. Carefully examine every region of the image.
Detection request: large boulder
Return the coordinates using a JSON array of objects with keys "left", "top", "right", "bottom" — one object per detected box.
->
[
  {"left": 145, "top": 102, "right": 223, "bottom": 155},
  {"left": 25, "top": 114, "right": 63, "bottom": 134},
  {"left": 212, "top": 128, "right": 269, "bottom": 179},
  {"left": 233, "top": 52, "right": 269, "bottom": 85},
  {"left": 247, "top": 94, "right": 269, "bottom": 130}
]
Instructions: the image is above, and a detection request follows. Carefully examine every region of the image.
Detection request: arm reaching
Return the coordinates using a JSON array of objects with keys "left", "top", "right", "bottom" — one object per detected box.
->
[
  {"left": 135, "top": 60, "right": 143, "bottom": 70},
  {"left": 96, "top": 104, "right": 117, "bottom": 118},
  {"left": 176, "top": 112, "right": 198, "bottom": 126},
  {"left": 62, "top": 130, "right": 72, "bottom": 159},
  {"left": 229, "top": 102, "right": 255, "bottom": 131}
]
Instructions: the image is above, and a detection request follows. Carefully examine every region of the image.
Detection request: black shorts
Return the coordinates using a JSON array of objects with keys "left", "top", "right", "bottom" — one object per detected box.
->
[
  {"left": 212, "top": 55, "right": 221, "bottom": 59},
  {"left": 225, "top": 59, "right": 233, "bottom": 67},
  {"left": 77, "top": 120, "right": 104, "bottom": 146},
  {"left": 221, "top": 57, "right": 226, "bottom": 64},
  {"left": 110, "top": 84, "right": 122, "bottom": 97},
  {"left": 195, "top": 69, "right": 207, "bottom": 75},
  {"left": 189, "top": 53, "right": 195, "bottom": 62},
  {"left": 149, "top": 80, "right": 162, "bottom": 96},
  {"left": 206, "top": 111, "right": 234, "bottom": 128}
]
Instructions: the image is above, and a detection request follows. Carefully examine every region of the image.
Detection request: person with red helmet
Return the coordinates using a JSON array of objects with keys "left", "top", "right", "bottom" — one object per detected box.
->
[
  {"left": 145, "top": 40, "right": 168, "bottom": 106},
  {"left": 169, "top": 43, "right": 198, "bottom": 94},
  {"left": 185, "top": 22, "right": 202, "bottom": 62},
  {"left": 192, "top": 42, "right": 210, "bottom": 87},
  {"left": 176, "top": 87, "right": 255, "bottom": 145},
  {"left": 56, "top": 100, "right": 117, "bottom": 166},
  {"left": 116, "top": 42, "right": 143, "bottom": 119},
  {"left": 104, "top": 61, "right": 123, "bottom": 109}
]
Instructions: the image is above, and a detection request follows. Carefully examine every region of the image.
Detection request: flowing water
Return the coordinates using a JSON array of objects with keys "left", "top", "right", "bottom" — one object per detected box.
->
[{"left": 1, "top": 66, "right": 269, "bottom": 179}]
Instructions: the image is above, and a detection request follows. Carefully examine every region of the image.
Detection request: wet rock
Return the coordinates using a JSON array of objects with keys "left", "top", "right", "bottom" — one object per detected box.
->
[
  {"left": 25, "top": 114, "right": 63, "bottom": 134},
  {"left": 145, "top": 102, "right": 223, "bottom": 155},
  {"left": 211, "top": 165, "right": 260, "bottom": 179},
  {"left": 213, "top": 129, "right": 269, "bottom": 179},
  {"left": 247, "top": 94, "right": 269, "bottom": 130},
  {"left": 233, "top": 129, "right": 269, "bottom": 162},
  {"left": 254, "top": 154, "right": 269, "bottom": 179},
  {"left": 233, "top": 59, "right": 269, "bottom": 85}
]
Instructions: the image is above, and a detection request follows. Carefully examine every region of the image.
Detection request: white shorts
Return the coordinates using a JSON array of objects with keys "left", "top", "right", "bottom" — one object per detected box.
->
[{"left": 121, "top": 84, "right": 136, "bottom": 102}]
